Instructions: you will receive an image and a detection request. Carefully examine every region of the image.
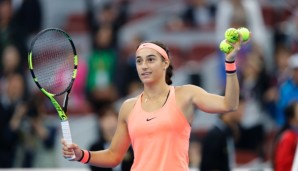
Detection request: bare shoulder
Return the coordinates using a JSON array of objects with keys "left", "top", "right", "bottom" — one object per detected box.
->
[
  {"left": 174, "top": 84, "right": 213, "bottom": 114},
  {"left": 118, "top": 97, "right": 138, "bottom": 121},
  {"left": 175, "top": 84, "right": 205, "bottom": 95},
  {"left": 122, "top": 97, "right": 138, "bottom": 109}
]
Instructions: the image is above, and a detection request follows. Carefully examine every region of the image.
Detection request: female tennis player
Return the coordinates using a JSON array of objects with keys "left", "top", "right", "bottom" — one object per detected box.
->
[{"left": 62, "top": 39, "right": 242, "bottom": 171}]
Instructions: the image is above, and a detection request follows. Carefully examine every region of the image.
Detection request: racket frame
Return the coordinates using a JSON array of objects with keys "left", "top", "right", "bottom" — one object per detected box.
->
[{"left": 28, "top": 28, "right": 78, "bottom": 160}]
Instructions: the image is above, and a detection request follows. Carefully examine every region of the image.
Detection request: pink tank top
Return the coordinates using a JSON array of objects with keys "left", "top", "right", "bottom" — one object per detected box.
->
[{"left": 128, "top": 86, "right": 191, "bottom": 171}]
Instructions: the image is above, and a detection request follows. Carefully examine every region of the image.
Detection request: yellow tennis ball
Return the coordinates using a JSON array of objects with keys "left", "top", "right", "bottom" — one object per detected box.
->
[
  {"left": 238, "top": 27, "right": 250, "bottom": 42},
  {"left": 219, "top": 40, "right": 234, "bottom": 54},
  {"left": 225, "top": 28, "right": 239, "bottom": 43}
]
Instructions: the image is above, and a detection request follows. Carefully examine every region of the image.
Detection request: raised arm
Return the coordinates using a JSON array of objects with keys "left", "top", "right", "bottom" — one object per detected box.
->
[
  {"left": 181, "top": 40, "right": 241, "bottom": 114},
  {"left": 62, "top": 99, "right": 135, "bottom": 167}
]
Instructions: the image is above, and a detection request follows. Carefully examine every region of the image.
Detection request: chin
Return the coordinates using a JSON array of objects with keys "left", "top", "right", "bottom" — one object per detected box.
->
[
  {"left": 141, "top": 78, "right": 155, "bottom": 85},
  {"left": 141, "top": 80, "right": 152, "bottom": 84}
]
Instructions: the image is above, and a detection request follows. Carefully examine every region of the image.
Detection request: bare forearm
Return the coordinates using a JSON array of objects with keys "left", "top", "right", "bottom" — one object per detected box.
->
[
  {"left": 224, "top": 40, "right": 240, "bottom": 111},
  {"left": 87, "top": 149, "right": 121, "bottom": 168},
  {"left": 225, "top": 72, "right": 239, "bottom": 111}
]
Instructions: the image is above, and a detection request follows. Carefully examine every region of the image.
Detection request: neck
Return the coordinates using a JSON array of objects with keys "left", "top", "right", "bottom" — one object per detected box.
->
[
  {"left": 142, "top": 70, "right": 170, "bottom": 102},
  {"left": 143, "top": 82, "right": 170, "bottom": 99}
]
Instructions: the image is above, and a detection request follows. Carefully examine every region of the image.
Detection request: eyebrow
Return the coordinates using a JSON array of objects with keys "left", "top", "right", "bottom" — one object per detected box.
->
[{"left": 136, "top": 54, "right": 157, "bottom": 59}]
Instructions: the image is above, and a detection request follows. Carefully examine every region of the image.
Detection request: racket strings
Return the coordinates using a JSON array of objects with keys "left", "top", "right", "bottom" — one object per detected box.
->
[{"left": 32, "top": 30, "right": 74, "bottom": 95}]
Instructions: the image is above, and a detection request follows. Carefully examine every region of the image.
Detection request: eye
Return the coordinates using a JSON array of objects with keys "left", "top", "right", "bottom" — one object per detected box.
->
[
  {"left": 147, "top": 57, "right": 155, "bottom": 62},
  {"left": 136, "top": 58, "right": 142, "bottom": 64}
]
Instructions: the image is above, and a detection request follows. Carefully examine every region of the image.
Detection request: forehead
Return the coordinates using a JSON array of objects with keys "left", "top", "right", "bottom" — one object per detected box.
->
[{"left": 136, "top": 48, "right": 160, "bottom": 58}]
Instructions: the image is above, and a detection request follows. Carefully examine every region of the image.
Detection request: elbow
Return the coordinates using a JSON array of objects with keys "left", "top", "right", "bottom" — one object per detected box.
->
[
  {"left": 110, "top": 162, "right": 119, "bottom": 168},
  {"left": 111, "top": 157, "right": 122, "bottom": 167},
  {"left": 106, "top": 159, "right": 120, "bottom": 168},
  {"left": 229, "top": 105, "right": 238, "bottom": 112},
  {"left": 225, "top": 102, "right": 239, "bottom": 112},
  {"left": 224, "top": 96, "right": 239, "bottom": 112},
  {"left": 108, "top": 152, "right": 123, "bottom": 167}
]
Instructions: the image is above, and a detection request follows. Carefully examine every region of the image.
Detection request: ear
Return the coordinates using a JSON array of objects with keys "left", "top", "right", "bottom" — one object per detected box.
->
[{"left": 163, "top": 60, "right": 170, "bottom": 70}]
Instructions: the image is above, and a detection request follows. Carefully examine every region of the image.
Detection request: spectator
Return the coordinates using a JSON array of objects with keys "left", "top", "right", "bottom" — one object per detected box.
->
[
  {"left": 272, "top": 45, "right": 293, "bottom": 86},
  {"left": 89, "top": 105, "right": 133, "bottom": 171},
  {"left": 14, "top": 94, "right": 57, "bottom": 167},
  {"left": 275, "top": 7, "right": 298, "bottom": 53},
  {"left": 12, "top": 0, "right": 42, "bottom": 35},
  {"left": 0, "top": 73, "right": 26, "bottom": 167},
  {"left": 86, "top": 25, "right": 119, "bottom": 112},
  {"left": 166, "top": 0, "right": 216, "bottom": 32},
  {"left": 0, "top": 0, "right": 41, "bottom": 67},
  {"left": 276, "top": 54, "right": 298, "bottom": 126},
  {"left": 236, "top": 52, "right": 271, "bottom": 160},
  {"left": 0, "top": 0, "right": 13, "bottom": 60},
  {"left": 264, "top": 44, "right": 292, "bottom": 122},
  {"left": 0, "top": 44, "right": 28, "bottom": 104},
  {"left": 181, "top": 0, "right": 217, "bottom": 30},
  {"left": 1, "top": 44, "right": 23, "bottom": 76},
  {"left": 274, "top": 101, "right": 298, "bottom": 171},
  {"left": 86, "top": 0, "right": 130, "bottom": 48},
  {"left": 200, "top": 96, "right": 245, "bottom": 171}
]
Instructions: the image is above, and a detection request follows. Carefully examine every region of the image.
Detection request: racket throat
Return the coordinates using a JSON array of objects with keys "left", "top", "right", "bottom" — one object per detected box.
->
[
  {"left": 63, "top": 92, "right": 70, "bottom": 113},
  {"left": 48, "top": 95, "right": 68, "bottom": 121}
]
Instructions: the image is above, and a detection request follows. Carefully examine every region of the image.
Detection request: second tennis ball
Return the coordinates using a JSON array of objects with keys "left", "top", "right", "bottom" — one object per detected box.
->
[
  {"left": 237, "top": 27, "right": 250, "bottom": 42},
  {"left": 225, "top": 28, "right": 239, "bottom": 43},
  {"left": 219, "top": 40, "right": 234, "bottom": 54}
]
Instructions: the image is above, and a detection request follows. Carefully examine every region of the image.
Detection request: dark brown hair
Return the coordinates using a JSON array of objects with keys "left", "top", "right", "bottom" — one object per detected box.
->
[
  {"left": 97, "top": 104, "right": 117, "bottom": 119},
  {"left": 284, "top": 101, "right": 298, "bottom": 122},
  {"left": 139, "top": 41, "right": 173, "bottom": 85}
]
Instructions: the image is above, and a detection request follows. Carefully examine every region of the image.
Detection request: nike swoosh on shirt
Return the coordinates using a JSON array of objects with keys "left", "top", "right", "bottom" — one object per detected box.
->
[{"left": 146, "top": 117, "right": 156, "bottom": 121}]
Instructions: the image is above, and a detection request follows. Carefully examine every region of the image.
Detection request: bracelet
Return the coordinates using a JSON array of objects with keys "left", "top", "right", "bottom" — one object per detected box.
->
[
  {"left": 225, "top": 60, "right": 236, "bottom": 73},
  {"left": 78, "top": 149, "right": 91, "bottom": 164},
  {"left": 78, "top": 149, "right": 84, "bottom": 161}
]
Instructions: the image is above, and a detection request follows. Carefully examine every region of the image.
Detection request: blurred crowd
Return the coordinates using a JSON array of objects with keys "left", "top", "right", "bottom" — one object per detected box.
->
[{"left": 1, "top": 0, "right": 298, "bottom": 170}]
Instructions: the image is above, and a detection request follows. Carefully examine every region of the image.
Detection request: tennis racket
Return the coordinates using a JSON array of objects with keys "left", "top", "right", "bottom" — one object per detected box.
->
[{"left": 28, "top": 28, "right": 78, "bottom": 160}]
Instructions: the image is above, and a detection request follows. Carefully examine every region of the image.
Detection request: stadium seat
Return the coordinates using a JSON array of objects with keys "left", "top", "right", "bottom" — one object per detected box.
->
[
  {"left": 187, "top": 44, "right": 217, "bottom": 62},
  {"left": 64, "top": 14, "right": 89, "bottom": 33}
]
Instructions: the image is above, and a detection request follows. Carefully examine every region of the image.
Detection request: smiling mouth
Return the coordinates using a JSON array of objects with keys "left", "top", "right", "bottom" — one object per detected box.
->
[{"left": 141, "top": 72, "right": 152, "bottom": 76}]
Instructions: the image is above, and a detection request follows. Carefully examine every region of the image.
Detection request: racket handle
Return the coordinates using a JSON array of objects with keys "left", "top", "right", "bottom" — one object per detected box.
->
[{"left": 61, "top": 120, "right": 75, "bottom": 160}]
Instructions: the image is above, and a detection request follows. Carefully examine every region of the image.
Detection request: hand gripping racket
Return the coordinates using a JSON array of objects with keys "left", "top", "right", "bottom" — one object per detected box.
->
[{"left": 28, "top": 28, "right": 78, "bottom": 160}]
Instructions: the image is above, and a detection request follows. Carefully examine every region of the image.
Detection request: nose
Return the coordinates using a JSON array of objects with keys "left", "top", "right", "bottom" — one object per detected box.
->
[{"left": 140, "top": 61, "right": 148, "bottom": 70}]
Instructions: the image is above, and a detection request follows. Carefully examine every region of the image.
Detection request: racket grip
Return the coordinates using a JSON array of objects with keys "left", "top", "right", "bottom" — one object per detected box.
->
[{"left": 61, "top": 120, "right": 75, "bottom": 160}]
